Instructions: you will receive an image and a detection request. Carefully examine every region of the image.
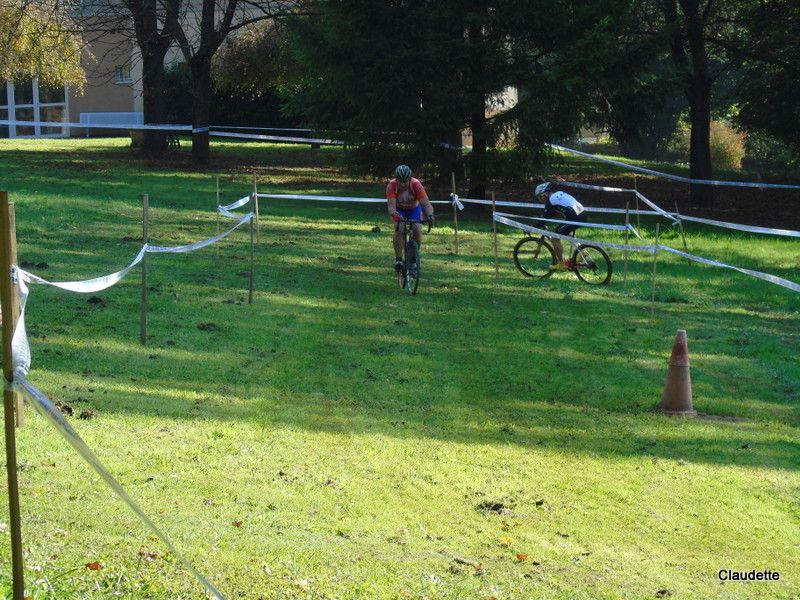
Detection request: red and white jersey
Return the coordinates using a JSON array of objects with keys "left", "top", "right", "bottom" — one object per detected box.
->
[{"left": 386, "top": 177, "right": 427, "bottom": 210}]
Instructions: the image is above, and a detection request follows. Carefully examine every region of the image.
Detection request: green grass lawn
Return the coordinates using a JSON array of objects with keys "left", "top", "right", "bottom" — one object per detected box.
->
[{"left": 0, "top": 138, "right": 798, "bottom": 599}]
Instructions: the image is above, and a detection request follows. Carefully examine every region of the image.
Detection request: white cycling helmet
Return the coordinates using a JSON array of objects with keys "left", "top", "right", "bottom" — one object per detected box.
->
[{"left": 535, "top": 182, "right": 552, "bottom": 196}]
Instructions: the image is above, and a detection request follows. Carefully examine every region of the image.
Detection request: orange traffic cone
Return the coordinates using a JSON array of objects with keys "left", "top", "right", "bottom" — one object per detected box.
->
[{"left": 659, "top": 329, "right": 697, "bottom": 416}]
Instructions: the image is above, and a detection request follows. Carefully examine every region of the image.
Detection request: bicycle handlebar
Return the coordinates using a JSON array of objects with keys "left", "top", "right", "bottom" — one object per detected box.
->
[{"left": 396, "top": 217, "right": 433, "bottom": 234}]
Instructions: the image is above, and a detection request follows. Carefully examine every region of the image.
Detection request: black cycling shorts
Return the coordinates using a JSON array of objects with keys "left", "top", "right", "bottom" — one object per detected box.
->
[{"left": 544, "top": 207, "right": 587, "bottom": 236}]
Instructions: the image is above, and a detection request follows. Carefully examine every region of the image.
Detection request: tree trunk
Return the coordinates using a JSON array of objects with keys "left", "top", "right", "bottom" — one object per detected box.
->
[
  {"left": 468, "top": 111, "right": 487, "bottom": 199},
  {"left": 466, "top": 21, "right": 486, "bottom": 199},
  {"left": 127, "top": 0, "right": 175, "bottom": 156},
  {"left": 687, "top": 76, "right": 713, "bottom": 205},
  {"left": 190, "top": 57, "right": 213, "bottom": 165},
  {"left": 437, "top": 129, "right": 463, "bottom": 188},
  {"left": 684, "top": 6, "right": 713, "bottom": 206},
  {"left": 141, "top": 54, "right": 167, "bottom": 153}
]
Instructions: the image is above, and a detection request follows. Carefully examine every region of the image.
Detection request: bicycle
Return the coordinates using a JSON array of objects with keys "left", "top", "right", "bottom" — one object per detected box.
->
[
  {"left": 512, "top": 228, "right": 612, "bottom": 285},
  {"left": 395, "top": 217, "right": 433, "bottom": 295}
]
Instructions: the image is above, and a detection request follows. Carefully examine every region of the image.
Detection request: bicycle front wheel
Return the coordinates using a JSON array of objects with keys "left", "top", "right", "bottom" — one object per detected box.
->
[
  {"left": 572, "top": 244, "right": 612, "bottom": 285},
  {"left": 513, "top": 237, "right": 557, "bottom": 279},
  {"left": 405, "top": 240, "right": 420, "bottom": 295}
]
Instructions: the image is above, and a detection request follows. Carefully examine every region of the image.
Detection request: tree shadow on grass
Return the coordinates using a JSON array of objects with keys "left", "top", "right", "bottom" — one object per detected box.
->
[{"left": 24, "top": 253, "right": 799, "bottom": 475}]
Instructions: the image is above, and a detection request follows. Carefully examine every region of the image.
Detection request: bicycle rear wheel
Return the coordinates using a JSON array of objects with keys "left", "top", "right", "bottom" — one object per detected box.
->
[
  {"left": 513, "top": 237, "right": 557, "bottom": 278},
  {"left": 405, "top": 240, "right": 420, "bottom": 295},
  {"left": 571, "top": 244, "right": 612, "bottom": 285}
]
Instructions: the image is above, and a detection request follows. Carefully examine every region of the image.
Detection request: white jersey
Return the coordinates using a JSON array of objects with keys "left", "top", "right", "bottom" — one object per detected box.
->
[{"left": 547, "top": 191, "right": 584, "bottom": 215}]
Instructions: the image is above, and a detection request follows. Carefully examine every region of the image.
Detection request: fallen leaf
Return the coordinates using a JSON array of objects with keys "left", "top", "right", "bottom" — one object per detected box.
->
[
  {"left": 85, "top": 561, "right": 103, "bottom": 571},
  {"left": 516, "top": 553, "right": 529, "bottom": 562},
  {"left": 232, "top": 520, "right": 243, "bottom": 527}
]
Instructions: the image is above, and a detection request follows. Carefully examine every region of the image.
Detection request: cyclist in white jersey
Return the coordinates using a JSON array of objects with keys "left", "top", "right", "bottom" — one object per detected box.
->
[{"left": 535, "top": 182, "right": 588, "bottom": 269}]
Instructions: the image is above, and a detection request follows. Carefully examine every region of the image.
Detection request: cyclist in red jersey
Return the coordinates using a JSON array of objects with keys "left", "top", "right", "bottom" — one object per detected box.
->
[{"left": 386, "top": 164, "right": 435, "bottom": 272}]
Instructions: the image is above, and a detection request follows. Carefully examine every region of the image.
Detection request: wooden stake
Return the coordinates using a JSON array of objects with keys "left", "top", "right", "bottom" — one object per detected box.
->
[
  {"left": 248, "top": 215, "right": 255, "bottom": 305},
  {"left": 253, "top": 174, "right": 260, "bottom": 244},
  {"left": 650, "top": 223, "right": 660, "bottom": 318},
  {"left": 674, "top": 200, "right": 689, "bottom": 253},
  {"left": 0, "top": 191, "right": 26, "bottom": 600},
  {"left": 140, "top": 194, "right": 149, "bottom": 346},
  {"left": 451, "top": 172, "right": 459, "bottom": 255},
  {"left": 623, "top": 200, "right": 630, "bottom": 286},
  {"left": 492, "top": 191, "right": 499, "bottom": 281},
  {"left": 215, "top": 176, "right": 220, "bottom": 268}
]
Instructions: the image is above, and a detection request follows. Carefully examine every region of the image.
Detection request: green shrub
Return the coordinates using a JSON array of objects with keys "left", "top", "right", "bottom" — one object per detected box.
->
[{"left": 743, "top": 130, "right": 800, "bottom": 175}]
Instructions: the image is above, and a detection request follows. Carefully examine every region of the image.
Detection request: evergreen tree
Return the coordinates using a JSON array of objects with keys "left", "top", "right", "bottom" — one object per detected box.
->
[{"left": 286, "top": 0, "right": 625, "bottom": 196}]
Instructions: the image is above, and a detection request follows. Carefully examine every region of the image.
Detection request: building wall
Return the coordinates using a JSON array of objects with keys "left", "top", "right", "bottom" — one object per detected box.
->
[{"left": 68, "top": 24, "right": 140, "bottom": 135}]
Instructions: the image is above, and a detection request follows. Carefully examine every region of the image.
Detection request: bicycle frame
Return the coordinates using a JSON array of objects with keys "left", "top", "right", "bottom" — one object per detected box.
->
[
  {"left": 514, "top": 227, "right": 612, "bottom": 285},
  {"left": 395, "top": 217, "right": 432, "bottom": 294}
]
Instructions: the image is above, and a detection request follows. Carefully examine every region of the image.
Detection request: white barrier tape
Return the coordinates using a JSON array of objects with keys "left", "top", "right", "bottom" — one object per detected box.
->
[
  {"left": 449, "top": 194, "right": 465, "bottom": 210},
  {"left": 493, "top": 212, "right": 629, "bottom": 231},
  {"left": 456, "top": 197, "right": 545, "bottom": 209},
  {"left": 258, "top": 192, "right": 471, "bottom": 208},
  {"left": 20, "top": 245, "right": 148, "bottom": 293},
  {"left": 550, "top": 143, "right": 800, "bottom": 190},
  {"left": 15, "top": 374, "right": 225, "bottom": 599},
  {"left": 1, "top": 119, "right": 336, "bottom": 145},
  {"left": 578, "top": 206, "right": 800, "bottom": 238},
  {"left": 218, "top": 196, "right": 252, "bottom": 219},
  {"left": 676, "top": 214, "right": 800, "bottom": 238},
  {"left": 657, "top": 245, "right": 800, "bottom": 293},
  {"left": 255, "top": 192, "right": 543, "bottom": 210},
  {"left": 12, "top": 269, "right": 31, "bottom": 377},
  {"left": 211, "top": 125, "right": 314, "bottom": 133},
  {"left": 20, "top": 214, "right": 251, "bottom": 293},
  {"left": 634, "top": 191, "right": 679, "bottom": 225},
  {"left": 252, "top": 191, "right": 799, "bottom": 238},
  {"left": 493, "top": 214, "right": 655, "bottom": 253},
  {"left": 0, "top": 119, "right": 191, "bottom": 132},
  {"left": 257, "top": 193, "right": 384, "bottom": 204},
  {"left": 147, "top": 213, "right": 252, "bottom": 253},
  {"left": 211, "top": 130, "right": 344, "bottom": 146},
  {"left": 554, "top": 180, "right": 635, "bottom": 194}
]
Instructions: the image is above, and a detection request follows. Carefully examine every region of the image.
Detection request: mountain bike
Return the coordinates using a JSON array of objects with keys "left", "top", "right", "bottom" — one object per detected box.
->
[
  {"left": 512, "top": 230, "right": 612, "bottom": 285},
  {"left": 396, "top": 217, "right": 433, "bottom": 295}
]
